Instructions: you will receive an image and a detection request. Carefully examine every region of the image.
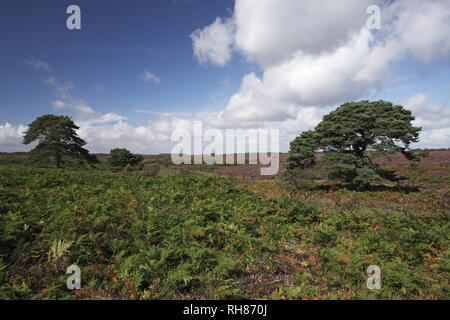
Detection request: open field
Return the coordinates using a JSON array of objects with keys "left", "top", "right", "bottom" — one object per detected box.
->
[{"left": 0, "top": 150, "right": 448, "bottom": 299}]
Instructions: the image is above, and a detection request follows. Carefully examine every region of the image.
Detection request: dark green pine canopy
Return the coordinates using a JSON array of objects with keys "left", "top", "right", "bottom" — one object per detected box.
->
[
  {"left": 23, "top": 114, "right": 97, "bottom": 168},
  {"left": 286, "top": 100, "right": 422, "bottom": 188}
]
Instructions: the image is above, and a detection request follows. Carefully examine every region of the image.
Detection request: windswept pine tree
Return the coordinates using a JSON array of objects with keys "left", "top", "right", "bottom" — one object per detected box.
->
[
  {"left": 285, "top": 100, "right": 422, "bottom": 189},
  {"left": 22, "top": 114, "right": 98, "bottom": 168}
]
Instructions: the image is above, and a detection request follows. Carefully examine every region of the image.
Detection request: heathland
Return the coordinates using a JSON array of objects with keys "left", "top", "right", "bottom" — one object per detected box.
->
[{"left": 0, "top": 151, "right": 448, "bottom": 299}]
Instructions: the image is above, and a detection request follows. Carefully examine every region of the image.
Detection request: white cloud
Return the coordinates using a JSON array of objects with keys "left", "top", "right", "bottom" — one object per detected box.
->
[
  {"left": 416, "top": 128, "right": 450, "bottom": 149},
  {"left": 72, "top": 93, "right": 449, "bottom": 154},
  {"left": 219, "top": 73, "right": 298, "bottom": 122},
  {"left": 233, "top": 0, "right": 376, "bottom": 67},
  {"left": 23, "top": 56, "right": 52, "bottom": 72},
  {"left": 254, "top": 28, "right": 397, "bottom": 106},
  {"left": 140, "top": 70, "right": 161, "bottom": 84},
  {"left": 75, "top": 115, "right": 198, "bottom": 154},
  {"left": 44, "top": 77, "right": 73, "bottom": 94},
  {"left": 0, "top": 123, "right": 30, "bottom": 152},
  {"left": 44, "top": 76, "right": 126, "bottom": 123},
  {"left": 190, "top": 17, "right": 235, "bottom": 66},
  {"left": 398, "top": 94, "right": 450, "bottom": 129},
  {"left": 186, "top": 0, "right": 450, "bottom": 149},
  {"left": 50, "top": 98, "right": 97, "bottom": 119},
  {"left": 384, "top": 0, "right": 450, "bottom": 64},
  {"left": 2, "top": 93, "right": 447, "bottom": 154},
  {"left": 396, "top": 94, "right": 450, "bottom": 148},
  {"left": 191, "top": 0, "right": 450, "bottom": 117}
]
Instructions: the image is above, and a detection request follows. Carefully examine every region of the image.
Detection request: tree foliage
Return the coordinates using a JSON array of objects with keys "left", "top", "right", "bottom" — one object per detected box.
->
[
  {"left": 107, "top": 148, "right": 144, "bottom": 168},
  {"left": 22, "top": 114, "right": 97, "bottom": 168},
  {"left": 286, "top": 100, "right": 422, "bottom": 188}
]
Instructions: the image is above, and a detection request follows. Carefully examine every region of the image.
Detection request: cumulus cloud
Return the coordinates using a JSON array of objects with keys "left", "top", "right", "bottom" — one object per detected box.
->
[
  {"left": 192, "top": 0, "right": 450, "bottom": 119},
  {"left": 0, "top": 118, "right": 176, "bottom": 154},
  {"left": 191, "top": 17, "right": 235, "bottom": 66},
  {"left": 2, "top": 93, "right": 447, "bottom": 154},
  {"left": 233, "top": 0, "right": 376, "bottom": 67},
  {"left": 76, "top": 116, "right": 188, "bottom": 153},
  {"left": 384, "top": 0, "right": 450, "bottom": 64},
  {"left": 242, "top": 28, "right": 397, "bottom": 107},
  {"left": 187, "top": 0, "right": 450, "bottom": 148},
  {"left": 396, "top": 94, "right": 450, "bottom": 148},
  {"left": 399, "top": 94, "right": 450, "bottom": 129},
  {"left": 140, "top": 70, "right": 161, "bottom": 84},
  {"left": 0, "top": 123, "right": 30, "bottom": 152},
  {"left": 416, "top": 128, "right": 450, "bottom": 149}
]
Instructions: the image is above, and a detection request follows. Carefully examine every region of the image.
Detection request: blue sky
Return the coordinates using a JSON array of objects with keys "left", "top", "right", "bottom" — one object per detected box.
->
[
  {"left": 1, "top": 0, "right": 250, "bottom": 126},
  {"left": 1, "top": 0, "right": 449, "bottom": 153}
]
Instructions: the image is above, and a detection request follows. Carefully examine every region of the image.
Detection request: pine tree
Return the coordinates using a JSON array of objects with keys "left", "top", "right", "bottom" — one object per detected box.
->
[
  {"left": 22, "top": 114, "right": 97, "bottom": 168},
  {"left": 286, "top": 100, "right": 421, "bottom": 189}
]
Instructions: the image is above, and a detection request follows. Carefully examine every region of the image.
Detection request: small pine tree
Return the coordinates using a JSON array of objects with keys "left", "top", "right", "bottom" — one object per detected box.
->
[{"left": 108, "top": 148, "right": 144, "bottom": 169}]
